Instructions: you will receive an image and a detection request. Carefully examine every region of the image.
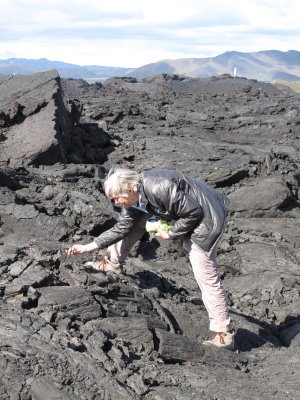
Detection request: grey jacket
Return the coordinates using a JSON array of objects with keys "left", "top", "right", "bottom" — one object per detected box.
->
[{"left": 94, "top": 169, "right": 229, "bottom": 253}]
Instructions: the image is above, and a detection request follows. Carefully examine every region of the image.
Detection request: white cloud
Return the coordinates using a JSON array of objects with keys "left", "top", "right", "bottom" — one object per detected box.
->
[{"left": 0, "top": 0, "right": 299, "bottom": 67}]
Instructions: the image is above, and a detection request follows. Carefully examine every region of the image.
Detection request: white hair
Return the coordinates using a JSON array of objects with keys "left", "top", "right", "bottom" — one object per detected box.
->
[{"left": 104, "top": 168, "right": 141, "bottom": 198}]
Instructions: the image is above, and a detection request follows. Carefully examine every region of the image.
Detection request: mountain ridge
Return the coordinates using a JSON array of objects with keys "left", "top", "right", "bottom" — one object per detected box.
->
[{"left": 0, "top": 50, "right": 300, "bottom": 81}]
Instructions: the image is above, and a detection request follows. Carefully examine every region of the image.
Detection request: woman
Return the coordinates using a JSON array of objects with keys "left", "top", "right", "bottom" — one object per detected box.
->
[{"left": 66, "top": 168, "right": 234, "bottom": 349}]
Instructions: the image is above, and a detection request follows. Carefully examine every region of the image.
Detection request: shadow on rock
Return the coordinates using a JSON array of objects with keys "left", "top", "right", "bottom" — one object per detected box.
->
[{"left": 231, "top": 309, "right": 282, "bottom": 352}]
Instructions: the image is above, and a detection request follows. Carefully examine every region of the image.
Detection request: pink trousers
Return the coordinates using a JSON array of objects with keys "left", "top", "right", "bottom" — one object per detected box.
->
[{"left": 108, "top": 213, "right": 231, "bottom": 333}]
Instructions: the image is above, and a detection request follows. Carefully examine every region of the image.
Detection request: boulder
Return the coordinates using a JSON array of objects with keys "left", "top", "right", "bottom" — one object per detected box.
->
[
  {"left": 228, "top": 175, "right": 292, "bottom": 216},
  {"left": 0, "top": 70, "right": 71, "bottom": 167},
  {"left": 279, "top": 323, "right": 300, "bottom": 347}
]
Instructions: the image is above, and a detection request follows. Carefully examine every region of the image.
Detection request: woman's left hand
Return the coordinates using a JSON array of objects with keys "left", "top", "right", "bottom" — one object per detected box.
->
[{"left": 155, "top": 228, "right": 170, "bottom": 240}]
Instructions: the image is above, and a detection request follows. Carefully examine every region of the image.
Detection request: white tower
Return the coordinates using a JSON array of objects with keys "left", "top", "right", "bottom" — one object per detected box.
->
[{"left": 233, "top": 66, "right": 237, "bottom": 77}]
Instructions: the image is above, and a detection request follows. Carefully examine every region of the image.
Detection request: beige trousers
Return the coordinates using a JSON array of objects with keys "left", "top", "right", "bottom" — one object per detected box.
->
[{"left": 182, "top": 238, "right": 231, "bottom": 332}]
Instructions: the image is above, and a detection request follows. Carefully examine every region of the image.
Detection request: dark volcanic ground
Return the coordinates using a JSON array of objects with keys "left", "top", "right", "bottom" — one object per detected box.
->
[{"left": 0, "top": 71, "right": 300, "bottom": 400}]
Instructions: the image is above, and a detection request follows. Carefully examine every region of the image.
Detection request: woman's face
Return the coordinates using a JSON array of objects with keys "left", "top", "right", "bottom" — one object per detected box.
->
[{"left": 111, "top": 188, "right": 139, "bottom": 208}]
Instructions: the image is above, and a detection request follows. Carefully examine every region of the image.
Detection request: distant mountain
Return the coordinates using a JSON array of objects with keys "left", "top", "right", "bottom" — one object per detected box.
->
[
  {"left": 1, "top": 50, "right": 300, "bottom": 81},
  {"left": 0, "top": 58, "right": 131, "bottom": 79},
  {"left": 131, "top": 50, "right": 300, "bottom": 81}
]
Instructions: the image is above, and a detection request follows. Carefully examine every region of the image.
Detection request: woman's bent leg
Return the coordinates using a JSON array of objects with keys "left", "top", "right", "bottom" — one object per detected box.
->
[
  {"left": 108, "top": 213, "right": 149, "bottom": 264},
  {"left": 184, "top": 238, "right": 231, "bottom": 333}
]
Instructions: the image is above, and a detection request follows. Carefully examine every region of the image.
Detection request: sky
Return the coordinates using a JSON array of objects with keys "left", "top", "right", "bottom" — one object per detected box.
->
[{"left": 0, "top": 0, "right": 299, "bottom": 68}]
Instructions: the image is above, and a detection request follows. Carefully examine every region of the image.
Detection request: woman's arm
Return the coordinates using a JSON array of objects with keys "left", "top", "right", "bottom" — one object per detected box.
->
[{"left": 93, "top": 207, "right": 146, "bottom": 249}]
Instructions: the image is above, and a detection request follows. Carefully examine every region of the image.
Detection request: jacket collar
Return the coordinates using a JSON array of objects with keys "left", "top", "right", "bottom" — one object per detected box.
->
[{"left": 138, "top": 184, "right": 149, "bottom": 210}]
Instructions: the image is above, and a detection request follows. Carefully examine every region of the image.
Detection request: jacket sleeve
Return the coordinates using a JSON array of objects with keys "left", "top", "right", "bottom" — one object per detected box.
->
[
  {"left": 156, "top": 181, "right": 203, "bottom": 238},
  {"left": 93, "top": 207, "right": 146, "bottom": 249}
]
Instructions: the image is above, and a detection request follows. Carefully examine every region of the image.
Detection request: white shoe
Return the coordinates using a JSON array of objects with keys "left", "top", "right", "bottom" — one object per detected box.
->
[
  {"left": 84, "top": 255, "right": 122, "bottom": 274},
  {"left": 203, "top": 330, "right": 235, "bottom": 350}
]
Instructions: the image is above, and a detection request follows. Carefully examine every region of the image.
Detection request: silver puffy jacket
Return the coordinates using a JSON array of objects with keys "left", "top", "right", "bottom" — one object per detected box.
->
[{"left": 94, "top": 169, "right": 229, "bottom": 253}]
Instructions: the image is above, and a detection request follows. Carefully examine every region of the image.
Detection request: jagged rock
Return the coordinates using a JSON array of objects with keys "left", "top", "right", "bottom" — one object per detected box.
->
[
  {"left": 155, "top": 328, "right": 205, "bottom": 362},
  {"left": 279, "top": 323, "right": 300, "bottom": 347},
  {"left": 236, "top": 241, "right": 300, "bottom": 275},
  {"left": 9, "top": 259, "right": 31, "bottom": 277},
  {"left": 95, "top": 316, "right": 164, "bottom": 350},
  {"left": 228, "top": 175, "right": 292, "bottom": 216},
  {"left": 0, "top": 72, "right": 299, "bottom": 399},
  {"left": 0, "top": 70, "right": 71, "bottom": 167},
  {"left": 155, "top": 328, "right": 247, "bottom": 368},
  {"left": 0, "top": 167, "right": 24, "bottom": 189},
  {"left": 4, "top": 263, "right": 51, "bottom": 295},
  {"left": 30, "top": 377, "right": 76, "bottom": 400},
  {"left": 37, "top": 286, "right": 103, "bottom": 322}
]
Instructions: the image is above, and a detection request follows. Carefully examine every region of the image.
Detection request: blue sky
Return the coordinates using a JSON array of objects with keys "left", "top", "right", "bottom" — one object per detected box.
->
[{"left": 0, "top": 0, "right": 299, "bottom": 67}]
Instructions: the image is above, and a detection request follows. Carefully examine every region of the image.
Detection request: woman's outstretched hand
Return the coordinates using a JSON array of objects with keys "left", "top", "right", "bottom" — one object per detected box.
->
[{"left": 65, "top": 242, "right": 98, "bottom": 255}]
